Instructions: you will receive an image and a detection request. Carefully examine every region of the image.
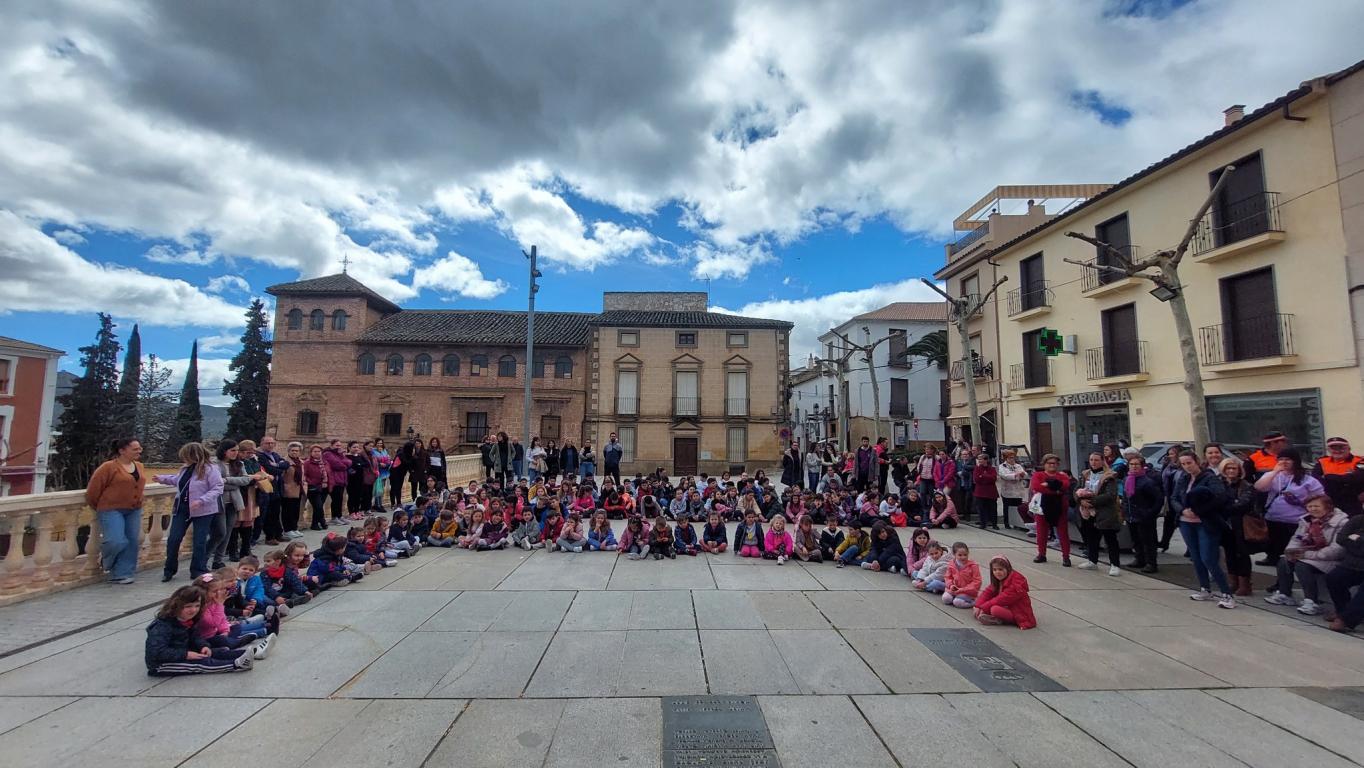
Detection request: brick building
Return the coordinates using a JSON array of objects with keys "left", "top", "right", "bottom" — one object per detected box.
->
[
  {"left": 0, "top": 336, "right": 64, "bottom": 495},
  {"left": 265, "top": 275, "right": 792, "bottom": 474}
]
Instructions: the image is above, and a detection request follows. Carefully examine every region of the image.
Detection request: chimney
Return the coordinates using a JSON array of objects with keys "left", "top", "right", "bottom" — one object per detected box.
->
[{"left": 1223, "top": 104, "right": 1245, "bottom": 126}]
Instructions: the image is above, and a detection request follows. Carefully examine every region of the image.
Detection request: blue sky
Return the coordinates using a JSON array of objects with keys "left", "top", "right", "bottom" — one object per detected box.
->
[{"left": 3, "top": 0, "right": 1360, "bottom": 404}]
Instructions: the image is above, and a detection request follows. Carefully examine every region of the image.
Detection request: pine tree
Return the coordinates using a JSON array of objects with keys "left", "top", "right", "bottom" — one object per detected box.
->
[
  {"left": 223, "top": 299, "right": 272, "bottom": 441},
  {"left": 136, "top": 354, "right": 176, "bottom": 458},
  {"left": 53, "top": 314, "right": 122, "bottom": 489},
  {"left": 114, "top": 323, "right": 141, "bottom": 438},
  {"left": 165, "top": 341, "right": 203, "bottom": 460}
]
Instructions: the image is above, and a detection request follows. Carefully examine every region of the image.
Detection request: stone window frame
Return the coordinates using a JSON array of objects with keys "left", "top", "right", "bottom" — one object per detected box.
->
[
  {"left": 676, "top": 330, "right": 698, "bottom": 348},
  {"left": 724, "top": 354, "right": 751, "bottom": 418},
  {"left": 614, "top": 353, "right": 642, "bottom": 417},
  {"left": 618, "top": 329, "right": 640, "bottom": 347},
  {"left": 671, "top": 353, "right": 702, "bottom": 417},
  {"left": 442, "top": 354, "right": 460, "bottom": 376},
  {"left": 726, "top": 331, "right": 748, "bottom": 348},
  {"left": 357, "top": 353, "right": 376, "bottom": 375},
  {"left": 414, "top": 353, "right": 433, "bottom": 376},
  {"left": 386, "top": 353, "right": 404, "bottom": 376},
  {"left": 554, "top": 354, "right": 574, "bottom": 379},
  {"left": 297, "top": 409, "right": 319, "bottom": 436},
  {"left": 309, "top": 309, "right": 325, "bottom": 331},
  {"left": 331, "top": 309, "right": 348, "bottom": 331},
  {"left": 497, "top": 354, "right": 517, "bottom": 377},
  {"left": 286, "top": 308, "right": 303, "bottom": 330},
  {"left": 380, "top": 412, "right": 403, "bottom": 436}
]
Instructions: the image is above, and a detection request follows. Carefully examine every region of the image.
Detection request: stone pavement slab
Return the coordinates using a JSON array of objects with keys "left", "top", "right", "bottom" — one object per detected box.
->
[
  {"left": 946, "top": 691, "right": 1131, "bottom": 767},
  {"left": 699, "top": 630, "right": 801, "bottom": 695},
  {"left": 854, "top": 694, "right": 1015, "bottom": 768},
  {"left": 805, "top": 589, "right": 964, "bottom": 629},
  {"left": 711, "top": 563, "right": 824, "bottom": 591},
  {"left": 769, "top": 629, "right": 887, "bottom": 694},
  {"left": 840, "top": 629, "right": 978, "bottom": 693},
  {"left": 800, "top": 561, "right": 904, "bottom": 590},
  {"left": 384, "top": 554, "right": 518, "bottom": 590},
  {"left": 608, "top": 556, "right": 717, "bottom": 590},
  {"left": 1031, "top": 588, "right": 1222, "bottom": 629},
  {"left": 427, "top": 698, "right": 563, "bottom": 768},
  {"left": 0, "top": 696, "right": 77, "bottom": 735},
  {"left": 498, "top": 550, "right": 616, "bottom": 591},
  {"left": 545, "top": 697, "right": 662, "bottom": 768},
  {"left": 618, "top": 630, "right": 708, "bottom": 696},
  {"left": 748, "top": 590, "right": 830, "bottom": 629},
  {"left": 626, "top": 590, "right": 698, "bottom": 629},
  {"left": 526, "top": 630, "right": 626, "bottom": 696},
  {"left": 560, "top": 590, "right": 631, "bottom": 630},
  {"left": 1210, "top": 687, "right": 1364, "bottom": 764},
  {"left": 1239, "top": 623, "right": 1364, "bottom": 675},
  {"left": 1290, "top": 686, "right": 1364, "bottom": 719},
  {"left": 692, "top": 591, "right": 764, "bottom": 629},
  {"left": 1123, "top": 689, "right": 1361, "bottom": 768},
  {"left": 759, "top": 695, "right": 895, "bottom": 768},
  {"left": 288, "top": 589, "right": 456, "bottom": 632},
  {"left": 985, "top": 625, "right": 1223, "bottom": 690},
  {"left": 340, "top": 630, "right": 554, "bottom": 698},
  {"left": 418, "top": 590, "right": 513, "bottom": 631},
  {"left": 1129, "top": 587, "right": 1300, "bottom": 625},
  {"left": 0, "top": 629, "right": 163, "bottom": 696},
  {"left": 1034, "top": 690, "right": 1244, "bottom": 768},
  {"left": 1112, "top": 624, "right": 1364, "bottom": 687}
]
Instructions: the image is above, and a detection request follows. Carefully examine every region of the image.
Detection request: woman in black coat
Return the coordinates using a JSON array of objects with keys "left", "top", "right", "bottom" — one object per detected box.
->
[
  {"left": 1175, "top": 451, "right": 1235, "bottom": 606},
  {"left": 780, "top": 441, "right": 802, "bottom": 488},
  {"left": 1122, "top": 454, "right": 1164, "bottom": 573}
]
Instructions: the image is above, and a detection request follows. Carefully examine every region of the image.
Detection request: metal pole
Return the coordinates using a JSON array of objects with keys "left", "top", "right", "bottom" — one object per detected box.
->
[{"left": 523, "top": 246, "right": 539, "bottom": 454}]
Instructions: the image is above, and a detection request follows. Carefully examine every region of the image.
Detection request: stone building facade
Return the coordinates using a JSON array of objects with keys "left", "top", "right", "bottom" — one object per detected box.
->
[{"left": 265, "top": 275, "right": 793, "bottom": 475}]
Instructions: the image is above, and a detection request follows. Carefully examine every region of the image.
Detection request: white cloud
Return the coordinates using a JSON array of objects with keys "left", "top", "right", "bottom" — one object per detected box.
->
[
  {"left": 411, "top": 250, "right": 509, "bottom": 300},
  {"left": 51, "top": 228, "right": 84, "bottom": 245},
  {"left": 205, "top": 274, "right": 250, "bottom": 295},
  {"left": 159, "top": 354, "right": 234, "bottom": 407},
  {"left": 144, "top": 244, "right": 215, "bottom": 265},
  {"left": 690, "top": 241, "right": 774, "bottom": 280},
  {"left": 0, "top": 210, "right": 245, "bottom": 328},
  {"left": 714, "top": 277, "right": 945, "bottom": 364},
  {"left": 197, "top": 333, "right": 241, "bottom": 354}
]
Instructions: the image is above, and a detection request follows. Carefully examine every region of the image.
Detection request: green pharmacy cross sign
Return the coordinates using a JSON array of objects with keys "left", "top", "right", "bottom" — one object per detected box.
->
[{"left": 1038, "top": 328, "right": 1063, "bottom": 357}]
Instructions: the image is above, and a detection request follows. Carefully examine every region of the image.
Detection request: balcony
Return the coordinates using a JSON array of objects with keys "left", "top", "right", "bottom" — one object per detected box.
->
[
  {"left": 1197, "top": 313, "right": 1298, "bottom": 372},
  {"left": 1191, "top": 191, "right": 1284, "bottom": 263},
  {"left": 1009, "top": 360, "right": 1055, "bottom": 396},
  {"left": 673, "top": 396, "right": 700, "bottom": 418},
  {"left": 615, "top": 396, "right": 639, "bottom": 418},
  {"left": 725, "top": 397, "right": 749, "bottom": 418},
  {"left": 1006, "top": 282, "right": 1053, "bottom": 320},
  {"left": 1080, "top": 247, "right": 1143, "bottom": 297},
  {"left": 950, "top": 358, "right": 994, "bottom": 385},
  {"left": 1085, "top": 341, "right": 1150, "bottom": 385},
  {"left": 889, "top": 401, "right": 911, "bottom": 417},
  {"left": 959, "top": 293, "right": 985, "bottom": 321},
  {"left": 947, "top": 223, "right": 989, "bottom": 258}
]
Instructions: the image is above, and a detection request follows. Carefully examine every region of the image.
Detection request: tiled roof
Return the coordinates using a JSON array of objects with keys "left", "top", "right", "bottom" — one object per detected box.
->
[
  {"left": 358, "top": 310, "right": 597, "bottom": 346},
  {"left": 594, "top": 310, "right": 793, "bottom": 330},
  {"left": 265, "top": 273, "right": 402, "bottom": 312},
  {"left": 852, "top": 302, "right": 948, "bottom": 322},
  {"left": 0, "top": 336, "right": 65, "bottom": 356}
]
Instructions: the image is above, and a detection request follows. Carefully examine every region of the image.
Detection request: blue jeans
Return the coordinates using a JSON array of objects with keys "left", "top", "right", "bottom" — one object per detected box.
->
[
  {"left": 839, "top": 545, "right": 863, "bottom": 565},
  {"left": 513, "top": 459, "right": 523, "bottom": 479},
  {"left": 165, "top": 512, "right": 215, "bottom": 579},
  {"left": 1179, "top": 520, "right": 1231, "bottom": 594},
  {"left": 97, "top": 508, "right": 142, "bottom": 580},
  {"left": 925, "top": 578, "right": 946, "bottom": 593},
  {"left": 581, "top": 461, "right": 595, "bottom": 478}
]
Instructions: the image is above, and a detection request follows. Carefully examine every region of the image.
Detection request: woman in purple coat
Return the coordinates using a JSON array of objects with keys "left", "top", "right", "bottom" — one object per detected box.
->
[{"left": 157, "top": 442, "right": 225, "bottom": 582}]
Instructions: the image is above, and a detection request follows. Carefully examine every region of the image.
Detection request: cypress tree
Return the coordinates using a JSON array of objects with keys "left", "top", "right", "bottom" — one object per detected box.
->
[
  {"left": 166, "top": 341, "right": 203, "bottom": 459},
  {"left": 114, "top": 323, "right": 141, "bottom": 438},
  {"left": 223, "top": 299, "right": 272, "bottom": 441},
  {"left": 53, "top": 313, "right": 122, "bottom": 489}
]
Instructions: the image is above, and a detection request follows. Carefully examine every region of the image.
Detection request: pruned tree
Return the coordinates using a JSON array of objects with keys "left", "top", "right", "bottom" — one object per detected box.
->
[
  {"left": 136, "top": 354, "right": 176, "bottom": 458},
  {"left": 920, "top": 276, "right": 1007, "bottom": 450},
  {"left": 165, "top": 341, "right": 203, "bottom": 460},
  {"left": 223, "top": 299, "right": 272, "bottom": 441},
  {"left": 1063, "top": 165, "right": 1236, "bottom": 449},
  {"left": 53, "top": 313, "right": 122, "bottom": 489}
]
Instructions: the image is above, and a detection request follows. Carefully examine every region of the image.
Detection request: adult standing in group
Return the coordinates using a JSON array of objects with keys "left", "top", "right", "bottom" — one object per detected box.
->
[
  {"left": 85, "top": 438, "right": 148, "bottom": 584},
  {"left": 494, "top": 431, "right": 514, "bottom": 485},
  {"left": 604, "top": 432, "right": 624, "bottom": 485},
  {"left": 156, "top": 442, "right": 222, "bottom": 582},
  {"left": 1254, "top": 447, "right": 1324, "bottom": 567},
  {"left": 389, "top": 437, "right": 412, "bottom": 508},
  {"left": 560, "top": 439, "right": 580, "bottom": 479},
  {"left": 278, "top": 441, "right": 306, "bottom": 539},
  {"left": 345, "top": 441, "right": 371, "bottom": 520},
  {"left": 1177, "top": 450, "right": 1236, "bottom": 608},
  {"left": 1313, "top": 436, "right": 1364, "bottom": 517},
  {"left": 212, "top": 439, "right": 260, "bottom": 566},
  {"left": 1249, "top": 431, "right": 1291, "bottom": 475},
  {"left": 371, "top": 438, "right": 391, "bottom": 511},
  {"left": 480, "top": 434, "right": 496, "bottom": 481},
  {"left": 916, "top": 446, "right": 938, "bottom": 513},
  {"left": 322, "top": 439, "right": 351, "bottom": 525},
  {"left": 875, "top": 437, "right": 891, "bottom": 496},
  {"left": 854, "top": 437, "right": 876, "bottom": 492},
  {"left": 255, "top": 435, "right": 288, "bottom": 546},
  {"left": 1075, "top": 452, "right": 1122, "bottom": 575},
  {"left": 303, "top": 444, "right": 330, "bottom": 530},
  {"left": 528, "top": 438, "right": 546, "bottom": 482},
  {"left": 544, "top": 439, "right": 560, "bottom": 482},
  {"left": 1029, "top": 453, "right": 1072, "bottom": 567},
  {"left": 580, "top": 442, "right": 596, "bottom": 479},
  {"left": 512, "top": 436, "right": 525, "bottom": 480},
  {"left": 1214, "top": 447, "right": 1256, "bottom": 596},
  {"left": 1158, "top": 445, "right": 1186, "bottom": 552},
  {"left": 996, "top": 449, "right": 1029, "bottom": 530},
  {"left": 407, "top": 438, "right": 429, "bottom": 502},
  {"left": 1122, "top": 452, "right": 1164, "bottom": 573},
  {"left": 804, "top": 443, "right": 822, "bottom": 492},
  {"left": 428, "top": 437, "right": 448, "bottom": 490},
  {"left": 781, "top": 440, "right": 802, "bottom": 489}
]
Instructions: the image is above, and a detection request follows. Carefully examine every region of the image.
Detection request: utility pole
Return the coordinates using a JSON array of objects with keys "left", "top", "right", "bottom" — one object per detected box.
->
[
  {"left": 1064, "top": 165, "right": 1236, "bottom": 450},
  {"left": 523, "top": 246, "right": 542, "bottom": 453},
  {"left": 920, "top": 275, "right": 1007, "bottom": 449}
]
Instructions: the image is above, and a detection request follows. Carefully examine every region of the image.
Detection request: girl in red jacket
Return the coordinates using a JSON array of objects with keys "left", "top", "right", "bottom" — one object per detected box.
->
[{"left": 974, "top": 555, "right": 1037, "bottom": 629}]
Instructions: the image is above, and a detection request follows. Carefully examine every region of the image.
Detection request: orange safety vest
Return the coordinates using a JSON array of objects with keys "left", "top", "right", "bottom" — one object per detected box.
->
[
  {"left": 1249, "top": 450, "right": 1278, "bottom": 473},
  {"left": 1316, "top": 454, "right": 1364, "bottom": 475}
]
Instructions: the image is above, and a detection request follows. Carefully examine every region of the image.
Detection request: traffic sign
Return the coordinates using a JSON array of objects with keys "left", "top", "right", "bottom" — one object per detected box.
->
[{"left": 1038, "top": 328, "right": 1063, "bottom": 357}]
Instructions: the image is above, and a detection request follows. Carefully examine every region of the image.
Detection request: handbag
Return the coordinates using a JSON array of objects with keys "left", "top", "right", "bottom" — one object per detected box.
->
[{"left": 1242, "top": 513, "right": 1269, "bottom": 545}]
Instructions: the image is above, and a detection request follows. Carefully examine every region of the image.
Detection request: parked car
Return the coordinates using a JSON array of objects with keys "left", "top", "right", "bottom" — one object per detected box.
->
[{"left": 1139, "top": 441, "right": 1259, "bottom": 472}]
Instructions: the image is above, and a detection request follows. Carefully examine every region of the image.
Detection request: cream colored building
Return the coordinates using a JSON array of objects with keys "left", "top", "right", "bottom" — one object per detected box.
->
[
  {"left": 936, "top": 60, "right": 1364, "bottom": 472},
  {"left": 586, "top": 292, "right": 792, "bottom": 476}
]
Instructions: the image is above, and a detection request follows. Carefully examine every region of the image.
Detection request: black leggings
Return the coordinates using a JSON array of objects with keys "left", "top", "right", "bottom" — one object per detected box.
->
[
  {"left": 347, "top": 477, "right": 368, "bottom": 514},
  {"left": 1262, "top": 520, "right": 1300, "bottom": 565},
  {"left": 974, "top": 497, "right": 998, "bottom": 527},
  {"left": 308, "top": 489, "right": 329, "bottom": 528},
  {"left": 1159, "top": 502, "right": 1179, "bottom": 549},
  {"left": 1222, "top": 517, "right": 1252, "bottom": 577},
  {"left": 281, "top": 497, "right": 301, "bottom": 533},
  {"left": 1081, "top": 519, "right": 1121, "bottom": 565},
  {"left": 389, "top": 466, "right": 407, "bottom": 507},
  {"left": 1128, "top": 518, "right": 1158, "bottom": 567}
]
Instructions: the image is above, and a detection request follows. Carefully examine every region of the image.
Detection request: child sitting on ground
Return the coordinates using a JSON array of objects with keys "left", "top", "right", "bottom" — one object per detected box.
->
[
  {"left": 283, "top": 541, "right": 321, "bottom": 595},
  {"left": 701, "top": 512, "right": 728, "bottom": 554},
  {"left": 835, "top": 519, "right": 871, "bottom": 568},
  {"left": 906, "top": 527, "right": 932, "bottom": 573},
  {"left": 457, "top": 509, "right": 485, "bottom": 550},
  {"left": 477, "top": 508, "right": 510, "bottom": 550},
  {"left": 145, "top": 585, "right": 253, "bottom": 676},
  {"left": 344, "top": 527, "right": 383, "bottom": 572},
  {"left": 764, "top": 514, "right": 794, "bottom": 564},
  {"left": 262, "top": 549, "right": 312, "bottom": 607},
  {"left": 228, "top": 555, "right": 288, "bottom": 619},
  {"left": 509, "top": 507, "right": 544, "bottom": 550},
  {"left": 793, "top": 515, "right": 822, "bottom": 563},
  {"left": 862, "top": 521, "right": 905, "bottom": 573},
  {"left": 736, "top": 509, "right": 765, "bottom": 558},
  {"left": 557, "top": 512, "right": 587, "bottom": 553},
  {"left": 197, "top": 568, "right": 275, "bottom": 659},
  {"left": 427, "top": 508, "right": 460, "bottom": 547},
  {"left": 974, "top": 555, "right": 1036, "bottom": 628},
  {"left": 387, "top": 510, "right": 423, "bottom": 556},
  {"left": 620, "top": 515, "right": 650, "bottom": 560},
  {"left": 650, "top": 515, "right": 675, "bottom": 559},
  {"left": 364, "top": 517, "right": 401, "bottom": 563},
  {"left": 309, "top": 534, "right": 363, "bottom": 587},
  {"left": 542, "top": 508, "right": 565, "bottom": 550},
  {"left": 819, "top": 517, "right": 844, "bottom": 561},
  {"left": 911, "top": 541, "right": 949, "bottom": 592},
  {"left": 674, "top": 515, "right": 699, "bottom": 556},
  {"left": 942, "top": 542, "right": 982, "bottom": 608},
  {"left": 588, "top": 510, "right": 619, "bottom": 551}
]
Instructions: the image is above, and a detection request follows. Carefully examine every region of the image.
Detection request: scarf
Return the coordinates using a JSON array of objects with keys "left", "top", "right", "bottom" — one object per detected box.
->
[{"left": 1302, "top": 514, "right": 1330, "bottom": 550}]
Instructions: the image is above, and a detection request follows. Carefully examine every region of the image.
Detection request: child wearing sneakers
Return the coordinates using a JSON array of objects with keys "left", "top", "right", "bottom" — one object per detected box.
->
[
  {"left": 763, "top": 514, "right": 793, "bottom": 563},
  {"left": 309, "top": 534, "right": 363, "bottom": 587},
  {"left": 508, "top": 507, "right": 545, "bottom": 550},
  {"left": 818, "top": 517, "right": 844, "bottom": 561},
  {"left": 942, "top": 542, "right": 982, "bottom": 608},
  {"left": 701, "top": 512, "right": 728, "bottom": 553},
  {"left": 387, "top": 510, "right": 423, "bottom": 556},
  {"left": 974, "top": 555, "right": 1037, "bottom": 628},
  {"left": 145, "top": 585, "right": 253, "bottom": 676},
  {"left": 229, "top": 556, "right": 288, "bottom": 619},
  {"left": 911, "top": 541, "right": 949, "bottom": 592},
  {"left": 477, "top": 508, "right": 510, "bottom": 550},
  {"left": 197, "top": 569, "right": 276, "bottom": 659},
  {"left": 674, "top": 516, "right": 699, "bottom": 556},
  {"left": 587, "top": 510, "right": 619, "bottom": 551},
  {"left": 793, "top": 515, "right": 822, "bottom": 563},
  {"left": 736, "top": 509, "right": 765, "bottom": 558},
  {"left": 649, "top": 515, "right": 675, "bottom": 559},
  {"left": 262, "top": 550, "right": 312, "bottom": 607},
  {"left": 835, "top": 520, "right": 871, "bottom": 568},
  {"left": 862, "top": 521, "right": 905, "bottom": 573},
  {"left": 620, "top": 515, "right": 651, "bottom": 559},
  {"left": 556, "top": 512, "right": 587, "bottom": 552}
]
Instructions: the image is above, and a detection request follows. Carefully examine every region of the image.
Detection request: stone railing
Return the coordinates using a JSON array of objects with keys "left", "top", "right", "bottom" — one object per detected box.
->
[{"left": 0, "top": 453, "right": 484, "bottom": 606}]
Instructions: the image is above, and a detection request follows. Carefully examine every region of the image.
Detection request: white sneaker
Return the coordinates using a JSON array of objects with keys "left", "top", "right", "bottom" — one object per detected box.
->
[
  {"left": 1108, "top": 565, "right": 1121, "bottom": 577},
  {"left": 252, "top": 633, "right": 276, "bottom": 660},
  {"left": 860, "top": 562, "right": 874, "bottom": 570},
  {"left": 276, "top": 603, "right": 290, "bottom": 618},
  {"left": 1217, "top": 593, "right": 1237, "bottom": 610},
  {"left": 776, "top": 555, "right": 786, "bottom": 565},
  {"left": 1264, "top": 591, "right": 1298, "bottom": 606},
  {"left": 1077, "top": 561, "right": 1096, "bottom": 570},
  {"left": 234, "top": 653, "right": 254, "bottom": 670},
  {"left": 572, "top": 546, "right": 583, "bottom": 553},
  {"left": 1297, "top": 599, "right": 1321, "bottom": 615},
  {"left": 1190, "top": 588, "right": 1214, "bottom": 601}
]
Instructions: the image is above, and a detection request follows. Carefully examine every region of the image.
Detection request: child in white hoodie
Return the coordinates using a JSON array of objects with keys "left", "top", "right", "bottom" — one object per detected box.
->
[{"left": 911, "top": 541, "right": 949, "bottom": 593}]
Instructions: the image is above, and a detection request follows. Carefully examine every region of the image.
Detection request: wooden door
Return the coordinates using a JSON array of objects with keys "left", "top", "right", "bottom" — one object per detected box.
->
[
  {"left": 673, "top": 437, "right": 698, "bottom": 476},
  {"left": 1213, "top": 153, "right": 1267, "bottom": 246},
  {"left": 1101, "top": 304, "right": 1139, "bottom": 376},
  {"left": 1220, "top": 267, "right": 1278, "bottom": 360}
]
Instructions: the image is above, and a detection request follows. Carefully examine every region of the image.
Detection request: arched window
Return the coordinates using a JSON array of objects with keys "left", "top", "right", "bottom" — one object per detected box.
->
[
  {"left": 309, "top": 309, "right": 325, "bottom": 330},
  {"left": 414, "top": 353, "right": 432, "bottom": 376},
  {"left": 471, "top": 354, "right": 488, "bottom": 376},
  {"left": 442, "top": 354, "right": 460, "bottom": 376},
  {"left": 532, "top": 357, "right": 546, "bottom": 378},
  {"left": 287, "top": 308, "right": 303, "bottom": 330},
  {"left": 497, "top": 355, "right": 516, "bottom": 377},
  {"left": 331, "top": 310, "right": 348, "bottom": 331},
  {"left": 357, "top": 353, "right": 375, "bottom": 375},
  {"left": 554, "top": 355, "right": 574, "bottom": 379},
  {"left": 386, "top": 354, "right": 404, "bottom": 375}
]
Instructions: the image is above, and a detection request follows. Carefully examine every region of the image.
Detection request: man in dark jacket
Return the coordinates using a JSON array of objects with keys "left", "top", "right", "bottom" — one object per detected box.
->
[
  {"left": 1326, "top": 513, "right": 1364, "bottom": 632},
  {"left": 854, "top": 437, "right": 875, "bottom": 491},
  {"left": 255, "top": 436, "right": 289, "bottom": 544},
  {"left": 603, "top": 433, "right": 624, "bottom": 485}
]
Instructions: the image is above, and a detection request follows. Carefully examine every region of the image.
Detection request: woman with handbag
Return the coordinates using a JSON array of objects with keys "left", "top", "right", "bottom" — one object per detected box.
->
[
  {"left": 1219, "top": 456, "right": 1259, "bottom": 596},
  {"left": 1029, "top": 454, "right": 1072, "bottom": 566},
  {"left": 528, "top": 438, "right": 547, "bottom": 482}
]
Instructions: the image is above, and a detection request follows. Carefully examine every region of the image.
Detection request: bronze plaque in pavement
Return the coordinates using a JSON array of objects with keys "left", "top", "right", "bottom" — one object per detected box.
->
[
  {"left": 910, "top": 627, "right": 1066, "bottom": 693},
  {"left": 661, "top": 695, "right": 779, "bottom": 768}
]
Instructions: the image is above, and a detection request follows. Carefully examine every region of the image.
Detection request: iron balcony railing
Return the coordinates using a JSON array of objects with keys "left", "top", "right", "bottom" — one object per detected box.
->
[
  {"left": 1192, "top": 191, "right": 1282, "bottom": 255},
  {"left": 958, "top": 293, "right": 984, "bottom": 319},
  {"left": 947, "top": 223, "right": 988, "bottom": 257},
  {"left": 615, "top": 396, "right": 639, "bottom": 416},
  {"left": 1009, "top": 359, "right": 1053, "bottom": 390},
  {"left": 674, "top": 396, "right": 700, "bottom": 417},
  {"left": 1085, "top": 341, "right": 1148, "bottom": 380},
  {"left": 949, "top": 358, "right": 994, "bottom": 381},
  {"left": 1080, "top": 246, "right": 1141, "bottom": 292},
  {"left": 1197, "top": 313, "right": 1295, "bottom": 365},
  {"left": 889, "top": 401, "right": 911, "bottom": 417},
  {"left": 725, "top": 397, "right": 749, "bottom": 417},
  {"left": 1006, "top": 281, "right": 1053, "bottom": 316}
]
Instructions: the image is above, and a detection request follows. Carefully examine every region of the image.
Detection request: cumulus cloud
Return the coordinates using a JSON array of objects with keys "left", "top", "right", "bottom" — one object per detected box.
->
[
  {"left": 412, "top": 251, "right": 509, "bottom": 300},
  {"left": 145, "top": 244, "right": 216, "bottom": 266},
  {"left": 0, "top": 210, "right": 245, "bottom": 327},
  {"left": 206, "top": 275, "right": 251, "bottom": 295},
  {"left": 160, "top": 354, "right": 235, "bottom": 407},
  {"left": 51, "top": 228, "right": 85, "bottom": 245},
  {"left": 196, "top": 333, "right": 241, "bottom": 354},
  {"left": 690, "top": 241, "right": 775, "bottom": 280},
  {"left": 714, "top": 277, "right": 946, "bottom": 364}
]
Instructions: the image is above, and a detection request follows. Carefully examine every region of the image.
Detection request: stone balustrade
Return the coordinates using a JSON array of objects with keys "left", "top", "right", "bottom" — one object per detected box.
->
[{"left": 0, "top": 453, "right": 483, "bottom": 607}]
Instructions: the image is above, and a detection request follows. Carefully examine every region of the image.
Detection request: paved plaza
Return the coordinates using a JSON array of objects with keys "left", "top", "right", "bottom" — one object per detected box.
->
[{"left": 0, "top": 523, "right": 1360, "bottom": 767}]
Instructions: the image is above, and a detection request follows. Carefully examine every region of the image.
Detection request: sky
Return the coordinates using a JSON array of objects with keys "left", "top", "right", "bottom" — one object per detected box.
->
[{"left": 2, "top": 0, "right": 1362, "bottom": 405}]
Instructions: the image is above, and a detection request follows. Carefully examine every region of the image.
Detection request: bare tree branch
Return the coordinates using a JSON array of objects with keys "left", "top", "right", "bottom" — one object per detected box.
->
[
  {"left": 1062, "top": 256, "right": 1155, "bottom": 282},
  {"left": 1171, "top": 164, "right": 1235, "bottom": 266},
  {"left": 918, "top": 278, "right": 955, "bottom": 304},
  {"left": 976, "top": 276, "right": 1008, "bottom": 312},
  {"left": 1062, "top": 231, "right": 1143, "bottom": 271}
]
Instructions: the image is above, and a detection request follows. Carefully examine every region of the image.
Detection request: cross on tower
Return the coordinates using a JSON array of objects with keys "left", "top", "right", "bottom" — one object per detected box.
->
[{"left": 340, "top": 254, "right": 351, "bottom": 274}]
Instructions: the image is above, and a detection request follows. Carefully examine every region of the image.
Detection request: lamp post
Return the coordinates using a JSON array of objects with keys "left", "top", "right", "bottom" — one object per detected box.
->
[{"left": 523, "top": 246, "right": 542, "bottom": 454}]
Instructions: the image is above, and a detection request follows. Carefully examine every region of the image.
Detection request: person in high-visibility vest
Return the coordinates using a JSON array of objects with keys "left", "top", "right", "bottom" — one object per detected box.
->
[
  {"left": 1313, "top": 436, "right": 1364, "bottom": 517},
  {"left": 1248, "top": 431, "right": 1290, "bottom": 476}
]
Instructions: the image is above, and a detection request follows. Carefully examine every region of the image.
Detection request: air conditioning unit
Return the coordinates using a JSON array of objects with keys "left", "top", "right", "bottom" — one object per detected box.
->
[{"left": 1063, "top": 334, "right": 1078, "bottom": 355}]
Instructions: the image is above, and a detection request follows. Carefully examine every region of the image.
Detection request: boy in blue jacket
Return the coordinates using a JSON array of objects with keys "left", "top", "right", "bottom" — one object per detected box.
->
[
  {"left": 226, "top": 556, "right": 289, "bottom": 618},
  {"left": 308, "top": 534, "right": 362, "bottom": 587}
]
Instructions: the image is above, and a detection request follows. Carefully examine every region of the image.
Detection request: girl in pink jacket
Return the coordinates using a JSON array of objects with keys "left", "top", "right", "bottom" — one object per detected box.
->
[
  {"left": 763, "top": 514, "right": 794, "bottom": 564},
  {"left": 942, "top": 542, "right": 982, "bottom": 608}
]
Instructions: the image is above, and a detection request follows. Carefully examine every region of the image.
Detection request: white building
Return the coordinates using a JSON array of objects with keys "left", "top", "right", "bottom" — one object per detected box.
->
[{"left": 789, "top": 302, "right": 948, "bottom": 450}]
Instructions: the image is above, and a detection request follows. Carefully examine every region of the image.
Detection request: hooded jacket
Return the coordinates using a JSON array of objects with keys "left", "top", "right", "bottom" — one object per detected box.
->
[
  {"left": 976, "top": 560, "right": 1036, "bottom": 629},
  {"left": 944, "top": 557, "right": 982, "bottom": 598}
]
